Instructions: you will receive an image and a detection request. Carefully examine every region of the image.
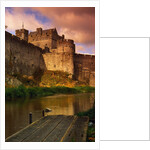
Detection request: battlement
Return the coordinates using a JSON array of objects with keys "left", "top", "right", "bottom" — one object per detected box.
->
[
  {"left": 58, "top": 39, "right": 74, "bottom": 44},
  {"left": 29, "top": 28, "right": 58, "bottom": 38},
  {"left": 57, "top": 39, "right": 75, "bottom": 47},
  {"left": 75, "top": 53, "right": 95, "bottom": 59},
  {"left": 28, "top": 28, "right": 62, "bottom": 50},
  {"left": 15, "top": 29, "right": 28, "bottom": 33},
  {"left": 28, "top": 29, "right": 53, "bottom": 41},
  {"left": 29, "top": 29, "right": 51, "bottom": 36}
]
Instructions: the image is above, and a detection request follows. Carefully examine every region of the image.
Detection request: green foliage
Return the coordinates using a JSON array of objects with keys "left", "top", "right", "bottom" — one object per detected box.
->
[
  {"left": 87, "top": 126, "right": 95, "bottom": 142},
  {"left": 16, "top": 85, "right": 28, "bottom": 97},
  {"left": 73, "top": 86, "right": 95, "bottom": 93},
  {"left": 5, "top": 85, "right": 28, "bottom": 99},
  {"left": 77, "top": 105, "right": 95, "bottom": 120},
  {"left": 5, "top": 88, "right": 16, "bottom": 99},
  {"left": 77, "top": 102, "right": 95, "bottom": 142},
  {"left": 5, "top": 86, "right": 95, "bottom": 100}
]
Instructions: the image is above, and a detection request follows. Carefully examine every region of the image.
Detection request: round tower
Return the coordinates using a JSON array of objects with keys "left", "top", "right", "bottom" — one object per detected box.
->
[
  {"left": 56, "top": 39, "right": 75, "bottom": 77},
  {"left": 57, "top": 39, "right": 75, "bottom": 53}
]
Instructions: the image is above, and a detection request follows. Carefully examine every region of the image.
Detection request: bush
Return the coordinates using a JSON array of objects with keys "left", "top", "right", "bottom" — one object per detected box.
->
[
  {"left": 16, "top": 85, "right": 28, "bottom": 97},
  {"left": 74, "top": 86, "right": 95, "bottom": 93},
  {"left": 5, "top": 88, "right": 16, "bottom": 99},
  {"left": 6, "top": 85, "right": 27, "bottom": 99},
  {"left": 76, "top": 102, "right": 95, "bottom": 142},
  {"left": 5, "top": 86, "right": 95, "bottom": 100},
  {"left": 77, "top": 105, "right": 95, "bottom": 120}
]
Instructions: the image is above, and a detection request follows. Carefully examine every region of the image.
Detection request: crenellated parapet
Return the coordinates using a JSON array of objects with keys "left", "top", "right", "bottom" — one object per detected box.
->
[
  {"left": 27, "top": 28, "right": 64, "bottom": 50},
  {"left": 28, "top": 28, "right": 64, "bottom": 42},
  {"left": 56, "top": 39, "right": 75, "bottom": 53},
  {"left": 57, "top": 39, "right": 74, "bottom": 46}
]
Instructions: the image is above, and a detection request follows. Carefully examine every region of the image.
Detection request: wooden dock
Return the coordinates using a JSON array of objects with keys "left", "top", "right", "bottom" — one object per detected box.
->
[{"left": 6, "top": 115, "right": 89, "bottom": 142}]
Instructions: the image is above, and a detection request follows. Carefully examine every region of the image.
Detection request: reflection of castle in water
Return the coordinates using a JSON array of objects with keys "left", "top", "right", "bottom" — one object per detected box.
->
[{"left": 39, "top": 93, "right": 95, "bottom": 115}]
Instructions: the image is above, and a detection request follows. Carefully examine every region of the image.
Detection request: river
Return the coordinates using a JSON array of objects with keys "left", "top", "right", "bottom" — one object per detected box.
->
[{"left": 5, "top": 92, "right": 95, "bottom": 138}]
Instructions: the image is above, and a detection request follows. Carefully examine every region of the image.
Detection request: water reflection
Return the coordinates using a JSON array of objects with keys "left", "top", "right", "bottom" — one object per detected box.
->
[{"left": 5, "top": 93, "right": 95, "bottom": 138}]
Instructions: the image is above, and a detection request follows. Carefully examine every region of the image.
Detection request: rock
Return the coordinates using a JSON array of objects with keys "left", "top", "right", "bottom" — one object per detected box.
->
[
  {"left": 44, "top": 108, "right": 52, "bottom": 112},
  {"left": 5, "top": 76, "right": 22, "bottom": 87},
  {"left": 28, "top": 76, "right": 34, "bottom": 80},
  {"left": 23, "top": 75, "right": 28, "bottom": 78},
  {"left": 88, "top": 122, "right": 93, "bottom": 127}
]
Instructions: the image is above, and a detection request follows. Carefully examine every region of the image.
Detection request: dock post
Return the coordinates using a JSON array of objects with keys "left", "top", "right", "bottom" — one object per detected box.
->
[
  {"left": 29, "top": 112, "right": 32, "bottom": 124},
  {"left": 42, "top": 110, "right": 45, "bottom": 117}
]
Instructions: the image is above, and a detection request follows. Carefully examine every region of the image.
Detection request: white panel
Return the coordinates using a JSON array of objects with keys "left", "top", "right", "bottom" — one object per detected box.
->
[
  {"left": 100, "top": 38, "right": 149, "bottom": 140},
  {"left": 100, "top": 0, "right": 150, "bottom": 37},
  {"left": 100, "top": 141, "right": 150, "bottom": 150}
]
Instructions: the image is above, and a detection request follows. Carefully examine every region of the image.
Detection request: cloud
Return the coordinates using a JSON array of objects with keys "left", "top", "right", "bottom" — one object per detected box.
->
[
  {"left": 76, "top": 45, "right": 86, "bottom": 53},
  {"left": 76, "top": 44, "right": 95, "bottom": 54},
  {"left": 59, "top": 28, "right": 94, "bottom": 45},
  {"left": 5, "top": 7, "right": 50, "bottom": 33},
  {"left": 31, "top": 7, "right": 95, "bottom": 45}
]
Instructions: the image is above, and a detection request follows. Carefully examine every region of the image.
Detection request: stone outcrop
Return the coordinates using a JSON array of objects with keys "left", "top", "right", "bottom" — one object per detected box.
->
[{"left": 5, "top": 76, "right": 22, "bottom": 87}]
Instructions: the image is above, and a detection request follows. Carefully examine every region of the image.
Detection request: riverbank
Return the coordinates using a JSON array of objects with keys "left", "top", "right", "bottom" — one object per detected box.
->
[
  {"left": 5, "top": 85, "right": 95, "bottom": 100},
  {"left": 77, "top": 103, "right": 95, "bottom": 142}
]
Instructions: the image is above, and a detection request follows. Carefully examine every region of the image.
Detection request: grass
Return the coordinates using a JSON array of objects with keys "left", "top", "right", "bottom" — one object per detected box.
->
[
  {"left": 77, "top": 102, "right": 95, "bottom": 142},
  {"left": 5, "top": 85, "right": 95, "bottom": 100}
]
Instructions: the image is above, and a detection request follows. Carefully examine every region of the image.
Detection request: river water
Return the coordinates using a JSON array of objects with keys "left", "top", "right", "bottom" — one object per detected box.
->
[{"left": 5, "top": 93, "right": 95, "bottom": 138}]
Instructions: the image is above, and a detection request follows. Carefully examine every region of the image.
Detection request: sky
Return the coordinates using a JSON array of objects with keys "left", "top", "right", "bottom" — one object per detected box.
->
[{"left": 5, "top": 7, "right": 95, "bottom": 55}]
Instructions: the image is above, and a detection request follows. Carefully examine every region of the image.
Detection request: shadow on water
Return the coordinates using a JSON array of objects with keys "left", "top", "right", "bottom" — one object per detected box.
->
[{"left": 5, "top": 92, "right": 95, "bottom": 138}]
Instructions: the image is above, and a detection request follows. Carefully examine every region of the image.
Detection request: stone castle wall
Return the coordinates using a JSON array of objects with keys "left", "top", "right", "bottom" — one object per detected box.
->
[
  {"left": 5, "top": 31, "right": 46, "bottom": 76},
  {"left": 43, "top": 40, "right": 75, "bottom": 76},
  {"left": 74, "top": 54, "right": 95, "bottom": 86},
  {"left": 7, "top": 27, "right": 95, "bottom": 87}
]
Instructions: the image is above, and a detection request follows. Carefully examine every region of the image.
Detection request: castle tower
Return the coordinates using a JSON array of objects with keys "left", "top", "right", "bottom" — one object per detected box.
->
[
  {"left": 15, "top": 28, "right": 29, "bottom": 41},
  {"left": 56, "top": 39, "right": 75, "bottom": 76},
  {"left": 28, "top": 28, "right": 63, "bottom": 50},
  {"left": 42, "top": 39, "right": 75, "bottom": 78}
]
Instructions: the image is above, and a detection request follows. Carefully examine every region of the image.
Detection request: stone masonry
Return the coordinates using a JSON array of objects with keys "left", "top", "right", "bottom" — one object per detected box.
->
[
  {"left": 5, "top": 31, "right": 46, "bottom": 76},
  {"left": 6, "top": 27, "right": 95, "bottom": 86}
]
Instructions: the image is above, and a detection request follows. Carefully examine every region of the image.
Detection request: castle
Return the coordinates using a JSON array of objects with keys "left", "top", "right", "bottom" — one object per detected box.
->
[{"left": 6, "top": 27, "right": 95, "bottom": 86}]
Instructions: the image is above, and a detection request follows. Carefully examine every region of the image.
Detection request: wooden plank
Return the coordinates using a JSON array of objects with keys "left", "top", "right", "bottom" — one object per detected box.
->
[
  {"left": 5, "top": 116, "right": 55, "bottom": 142},
  {"left": 6, "top": 115, "right": 89, "bottom": 142},
  {"left": 62, "top": 116, "right": 89, "bottom": 142},
  {"left": 43, "top": 116, "right": 75, "bottom": 142},
  {"left": 23, "top": 115, "right": 65, "bottom": 142}
]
